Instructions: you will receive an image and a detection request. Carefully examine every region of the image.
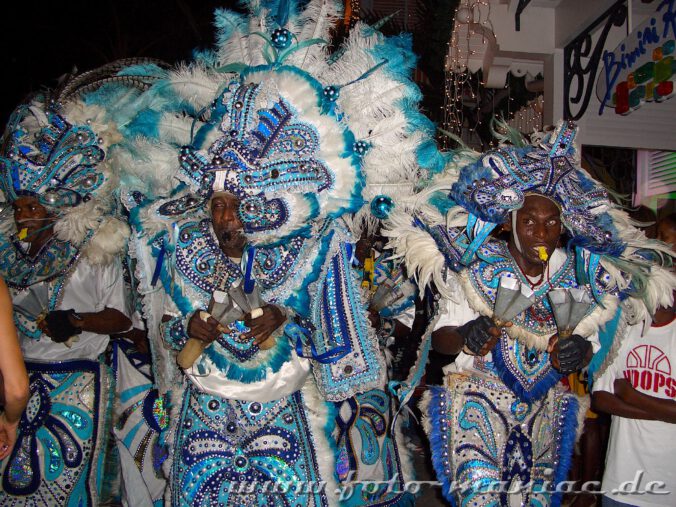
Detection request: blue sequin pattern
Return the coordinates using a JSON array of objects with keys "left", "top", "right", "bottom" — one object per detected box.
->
[
  {"left": 0, "top": 360, "right": 112, "bottom": 506},
  {"left": 424, "top": 376, "right": 580, "bottom": 507},
  {"left": 172, "top": 385, "right": 328, "bottom": 507},
  {"left": 465, "top": 240, "right": 593, "bottom": 399}
]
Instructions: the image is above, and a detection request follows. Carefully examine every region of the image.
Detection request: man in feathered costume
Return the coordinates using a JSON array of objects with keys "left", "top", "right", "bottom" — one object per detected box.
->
[
  {"left": 0, "top": 61, "right": 172, "bottom": 506},
  {"left": 0, "top": 75, "right": 134, "bottom": 505},
  {"left": 111, "top": 1, "right": 447, "bottom": 505},
  {"left": 384, "top": 122, "right": 676, "bottom": 506}
]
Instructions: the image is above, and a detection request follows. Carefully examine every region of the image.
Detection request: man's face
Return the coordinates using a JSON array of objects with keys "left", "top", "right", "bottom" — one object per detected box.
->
[
  {"left": 12, "top": 196, "right": 53, "bottom": 241},
  {"left": 210, "top": 193, "right": 246, "bottom": 253},
  {"left": 505, "top": 194, "right": 562, "bottom": 269}
]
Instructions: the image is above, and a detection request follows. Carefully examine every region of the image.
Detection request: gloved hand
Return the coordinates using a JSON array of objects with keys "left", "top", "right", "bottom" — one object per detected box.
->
[
  {"left": 456, "top": 315, "right": 500, "bottom": 356},
  {"left": 551, "top": 334, "right": 591, "bottom": 374},
  {"left": 43, "top": 310, "right": 82, "bottom": 343}
]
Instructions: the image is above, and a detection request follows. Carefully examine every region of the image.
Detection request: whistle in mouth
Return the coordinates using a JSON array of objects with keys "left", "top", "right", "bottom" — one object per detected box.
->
[
  {"left": 18, "top": 228, "right": 28, "bottom": 240},
  {"left": 537, "top": 246, "right": 548, "bottom": 262}
]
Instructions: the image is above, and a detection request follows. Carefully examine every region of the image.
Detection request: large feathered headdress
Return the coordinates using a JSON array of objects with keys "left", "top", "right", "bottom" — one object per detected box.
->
[
  {"left": 114, "top": 0, "right": 446, "bottom": 246},
  {"left": 0, "top": 59, "right": 167, "bottom": 261},
  {"left": 385, "top": 121, "right": 675, "bottom": 325}
]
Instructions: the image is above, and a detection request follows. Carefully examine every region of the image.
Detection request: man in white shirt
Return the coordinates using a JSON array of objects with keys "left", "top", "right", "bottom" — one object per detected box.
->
[
  {"left": 385, "top": 123, "right": 675, "bottom": 507},
  {"left": 592, "top": 213, "right": 676, "bottom": 507},
  {"left": 0, "top": 86, "right": 135, "bottom": 505},
  {"left": 10, "top": 195, "right": 131, "bottom": 359}
]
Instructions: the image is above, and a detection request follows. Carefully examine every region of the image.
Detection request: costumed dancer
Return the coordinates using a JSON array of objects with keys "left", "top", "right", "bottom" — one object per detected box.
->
[
  {"left": 112, "top": 0, "right": 447, "bottom": 504},
  {"left": 353, "top": 230, "right": 420, "bottom": 381},
  {"left": 384, "top": 122, "right": 676, "bottom": 506},
  {"left": 0, "top": 61, "right": 169, "bottom": 506}
]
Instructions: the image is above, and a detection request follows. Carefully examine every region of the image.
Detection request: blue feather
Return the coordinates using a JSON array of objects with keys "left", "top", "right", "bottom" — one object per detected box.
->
[
  {"left": 428, "top": 191, "right": 456, "bottom": 215},
  {"left": 201, "top": 329, "right": 294, "bottom": 383},
  {"left": 423, "top": 386, "right": 459, "bottom": 506},
  {"left": 125, "top": 110, "right": 162, "bottom": 139},
  {"left": 550, "top": 395, "right": 581, "bottom": 507},
  {"left": 492, "top": 342, "right": 563, "bottom": 402}
]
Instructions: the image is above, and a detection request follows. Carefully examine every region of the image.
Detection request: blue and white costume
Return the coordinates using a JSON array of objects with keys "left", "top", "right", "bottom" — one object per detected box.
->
[
  {"left": 0, "top": 63, "right": 168, "bottom": 506},
  {"left": 385, "top": 122, "right": 676, "bottom": 506},
  {"left": 0, "top": 87, "right": 132, "bottom": 506},
  {"left": 110, "top": 1, "right": 449, "bottom": 504}
]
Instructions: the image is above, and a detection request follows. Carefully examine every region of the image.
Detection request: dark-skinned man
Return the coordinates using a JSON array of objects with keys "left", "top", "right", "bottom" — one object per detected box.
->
[
  {"left": 11, "top": 196, "right": 131, "bottom": 357},
  {"left": 384, "top": 122, "right": 675, "bottom": 507},
  {"left": 592, "top": 212, "right": 676, "bottom": 507},
  {"left": 424, "top": 193, "right": 598, "bottom": 507},
  {"left": 185, "top": 192, "right": 285, "bottom": 348},
  {"left": 0, "top": 94, "right": 134, "bottom": 504},
  {"left": 157, "top": 191, "right": 321, "bottom": 506}
]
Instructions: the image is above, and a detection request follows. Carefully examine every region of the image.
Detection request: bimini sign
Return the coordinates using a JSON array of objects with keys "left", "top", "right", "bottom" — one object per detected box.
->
[{"left": 596, "top": 0, "right": 676, "bottom": 115}]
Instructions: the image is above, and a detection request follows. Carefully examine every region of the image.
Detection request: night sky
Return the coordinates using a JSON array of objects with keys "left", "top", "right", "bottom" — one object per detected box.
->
[{"left": 0, "top": 0, "right": 240, "bottom": 124}]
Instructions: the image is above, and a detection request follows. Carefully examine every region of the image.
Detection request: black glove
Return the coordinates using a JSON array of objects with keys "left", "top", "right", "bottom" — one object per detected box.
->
[
  {"left": 44, "top": 310, "right": 82, "bottom": 343},
  {"left": 456, "top": 315, "right": 496, "bottom": 355},
  {"left": 555, "top": 334, "right": 591, "bottom": 375}
]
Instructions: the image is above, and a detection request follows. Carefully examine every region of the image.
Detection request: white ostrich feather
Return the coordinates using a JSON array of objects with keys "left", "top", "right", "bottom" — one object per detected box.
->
[
  {"left": 109, "top": 139, "right": 180, "bottom": 198},
  {"left": 83, "top": 217, "right": 130, "bottom": 265},
  {"left": 54, "top": 198, "right": 108, "bottom": 246},
  {"left": 214, "top": 8, "right": 251, "bottom": 66},
  {"left": 156, "top": 113, "right": 197, "bottom": 146},
  {"left": 63, "top": 100, "right": 124, "bottom": 147},
  {"left": 289, "top": 0, "right": 342, "bottom": 69},
  {"left": 168, "top": 65, "right": 224, "bottom": 113}
]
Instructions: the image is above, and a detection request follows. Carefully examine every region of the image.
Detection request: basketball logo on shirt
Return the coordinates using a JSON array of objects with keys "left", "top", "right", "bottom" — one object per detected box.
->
[{"left": 623, "top": 344, "right": 676, "bottom": 398}]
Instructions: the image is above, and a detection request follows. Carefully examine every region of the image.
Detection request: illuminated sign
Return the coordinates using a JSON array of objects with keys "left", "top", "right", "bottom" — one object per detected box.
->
[{"left": 596, "top": 0, "right": 676, "bottom": 115}]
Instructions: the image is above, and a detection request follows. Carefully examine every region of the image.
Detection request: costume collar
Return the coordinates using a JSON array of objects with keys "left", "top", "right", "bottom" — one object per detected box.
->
[
  {"left": 463, "top": 239, "right": 589, "bottom": 350},
  {"left": 0, "top": 233, "right": 81, "bottom": 289},
  {"left": 172, "top": 219, "right": 242, "bottom": 297}
]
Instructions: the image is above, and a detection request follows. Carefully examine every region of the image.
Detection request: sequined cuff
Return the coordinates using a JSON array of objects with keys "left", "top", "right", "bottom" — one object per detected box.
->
[{"left": 162, "top": 315, "right": 189, "bottom": 350}]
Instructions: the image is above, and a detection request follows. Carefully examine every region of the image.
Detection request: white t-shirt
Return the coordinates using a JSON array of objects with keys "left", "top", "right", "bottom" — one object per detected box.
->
[
  {"left": 15, "top": 257, "right": 131, "bottom": 362},
  {"left": 593, "top": 319, "right": 676, "bottom": 507}
]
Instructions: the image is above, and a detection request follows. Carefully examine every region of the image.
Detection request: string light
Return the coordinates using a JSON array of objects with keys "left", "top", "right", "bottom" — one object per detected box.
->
[
  {"left": 442, "top": 0, "right": 493, "bottom": 146},
  {"left": 507, "top": 94, "right": 544, "bottom": 134}
]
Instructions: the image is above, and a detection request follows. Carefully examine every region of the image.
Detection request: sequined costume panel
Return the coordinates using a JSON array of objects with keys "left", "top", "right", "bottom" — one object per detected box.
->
[
  {"left": 156, "top": 218, "right": 295, "bottom": 385},
  {"left": 332, "top": 389, "right": 413, "bottom": 506},
  {"left": 464, "top": 241, "right": 594, "bottom": 399},
  {"left": 422, "top": 375, "right": 581, "bottom": 507},
  {"left": 170, "top": 218, "right": 242, "bottom": 301},
  {"left": 0, "top": 235, "right": 82, "bottom": 290},
  {"left": 466, "top": 241, "right": 584, "bottom": 342},
  {"left": 0, "top": 360, "right": 113, "bottom": 507},
  {"left": 113, "top": 341, "right": 168, "bottom": 506},
  {"left": 305, "top": 240, "right": 385, "bottom": 402},
  {"left": 171, "top": 385, "right": 328, "bottom": 507}
]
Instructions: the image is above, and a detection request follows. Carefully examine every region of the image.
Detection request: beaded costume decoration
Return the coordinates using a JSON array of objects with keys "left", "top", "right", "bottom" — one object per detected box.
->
[
  {"left": 386, "top": 120, "right": 675, "bottom": 336},
  {"left": 115, "top": 0, "right": 445, "bottom": 398},
  {"left": 0, "top": 360, "right": 114, "bottom": 506},
  {"left": 113, "top": 341, "right": 171, "bottom": 507},
  {"left": 383, "top": 121, "right": 676, "bottom": 507},
  {"left": 0, "top": 61, "right": 168, "bottom": 507},
  {"left": 172, "top": 386, "right": 328, "bottom": 507},
  {"left": 421, "top": 376, "right": 580, "bottom": 507}
]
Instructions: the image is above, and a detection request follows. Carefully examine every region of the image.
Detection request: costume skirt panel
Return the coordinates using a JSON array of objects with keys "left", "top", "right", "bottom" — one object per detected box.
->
[
  {"left": 0, "top": 359, "right": 113, "bottom": 506},
  {"left": 421, "top": 373, "right": 582, "bottom": 507}
]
